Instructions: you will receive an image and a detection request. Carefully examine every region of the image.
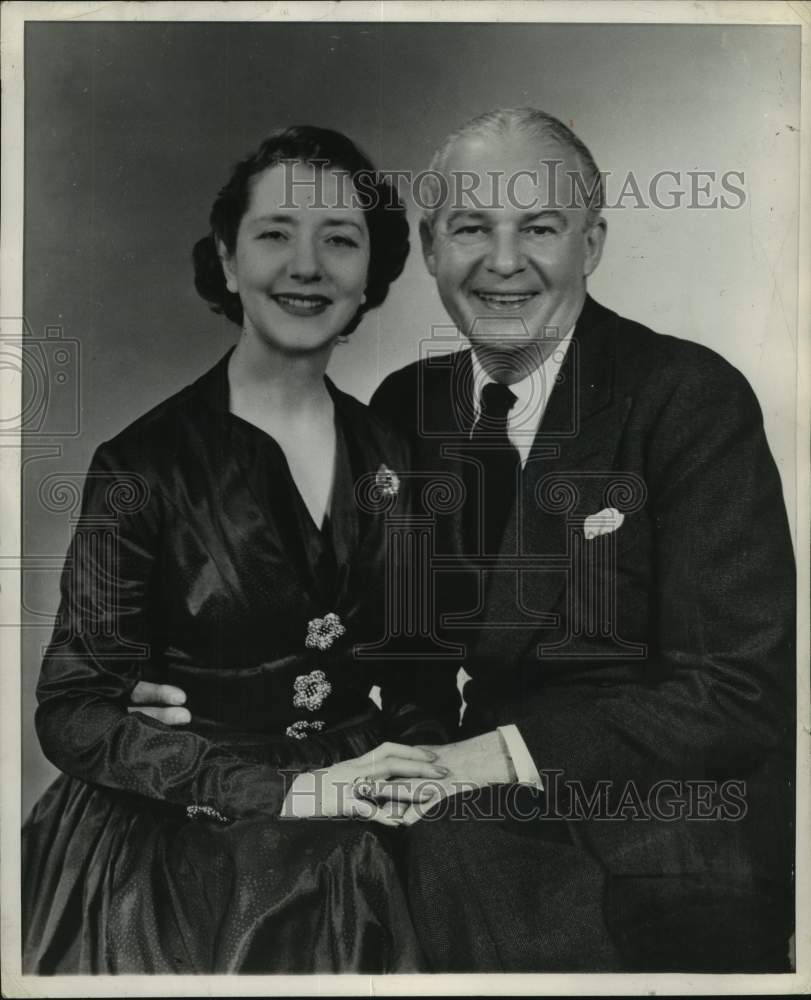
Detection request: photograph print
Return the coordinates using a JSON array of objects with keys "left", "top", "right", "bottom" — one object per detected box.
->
[{"left": 2, "top": 4, "right": 806, "bottom": 991}]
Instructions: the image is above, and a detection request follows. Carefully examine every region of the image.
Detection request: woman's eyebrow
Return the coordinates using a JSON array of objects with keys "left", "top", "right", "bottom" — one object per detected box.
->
[
  {"left": 249, "top": 213, "right": 296, "bottom": 225},
  {"left": 248, "top": 214, "right": 364, "bottom": 232},
  {"left": 320, "top": 217, "right": 365, "bottom": 232}
]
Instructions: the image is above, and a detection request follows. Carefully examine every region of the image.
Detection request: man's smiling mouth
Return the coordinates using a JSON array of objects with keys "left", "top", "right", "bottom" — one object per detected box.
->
[{"left": 473, "top": 291, "right": 539, "bottom": 310}]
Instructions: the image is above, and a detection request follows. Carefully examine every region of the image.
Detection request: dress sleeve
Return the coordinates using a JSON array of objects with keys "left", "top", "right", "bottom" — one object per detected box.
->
[{"left": 35, "top": 442, "right": 301, "bottom": 821}]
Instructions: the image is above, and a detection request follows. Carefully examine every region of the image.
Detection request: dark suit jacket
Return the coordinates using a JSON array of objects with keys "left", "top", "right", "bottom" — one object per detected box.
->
[{"left": 371, "top": 296, "right": 795, "bottom": 904}]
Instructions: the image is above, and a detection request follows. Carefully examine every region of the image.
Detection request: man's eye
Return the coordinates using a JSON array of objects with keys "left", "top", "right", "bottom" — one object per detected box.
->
[
  {"left": 451, "top": 225, "right": 487, "bottom": 239},
  {"left": 524, "top": 226, "right": 557, "bottom": 237},
  {"left": 257, "top": 230, "right": 286, "bottom": 241}
]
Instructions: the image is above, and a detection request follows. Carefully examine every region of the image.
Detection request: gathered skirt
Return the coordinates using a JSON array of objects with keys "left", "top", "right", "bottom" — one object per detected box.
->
[{"left": 22, "top": 723, "right": 426, "bottom": 975}]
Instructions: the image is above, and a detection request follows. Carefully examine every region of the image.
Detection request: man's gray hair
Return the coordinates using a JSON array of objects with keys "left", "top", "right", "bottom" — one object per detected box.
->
[{"left": 424, "top": 107, "right": 604, "bottom": 227}]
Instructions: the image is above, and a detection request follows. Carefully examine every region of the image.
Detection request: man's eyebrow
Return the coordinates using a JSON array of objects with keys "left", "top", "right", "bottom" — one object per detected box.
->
[
  {"left": 521, "top": 210, "right": 570, "bottom": 226},
  {"left": 445, "top": 210, "right": 487, "bottom": 225},
  {"left": 443, "top": 209, "right": 571, "bottom": 226}
]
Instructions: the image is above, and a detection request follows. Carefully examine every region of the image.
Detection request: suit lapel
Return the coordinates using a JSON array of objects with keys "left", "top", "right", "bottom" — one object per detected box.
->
[
  {"left": 411, "top": 348, "right": 477, "bottom": 559},
  {"left": 472, "top": 297, "right": 624, "bottom": 664}
]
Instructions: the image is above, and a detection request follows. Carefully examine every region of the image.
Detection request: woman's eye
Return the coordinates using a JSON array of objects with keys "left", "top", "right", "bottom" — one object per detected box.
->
[
  {"left": 257, "top": 230, "right": 287, "bottom": 241},
  {"left": 325, "top": 234, "right": 359, "bottom": 248}
]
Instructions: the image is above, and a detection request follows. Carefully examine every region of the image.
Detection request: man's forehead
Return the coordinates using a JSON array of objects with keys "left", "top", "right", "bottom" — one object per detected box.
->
[
  {"left": 441, "top": 130, "right": 580, "bottom": 176},
  {"left": 433, "top": 130, "right": 589, "bottom": 216}
]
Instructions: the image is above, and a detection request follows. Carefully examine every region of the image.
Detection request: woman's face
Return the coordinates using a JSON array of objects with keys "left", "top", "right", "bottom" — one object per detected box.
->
[{"left": 221, "top": 162, "right": 370, "bottom": 356}]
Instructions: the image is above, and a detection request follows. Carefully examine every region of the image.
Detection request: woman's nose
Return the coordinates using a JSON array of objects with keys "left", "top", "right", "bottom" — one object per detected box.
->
[
  {"left": 288, "top": 235, "right": 322, "bottom": 282},
  {"left": 485, "top": 230, "right": 526, "bottom": 278}
]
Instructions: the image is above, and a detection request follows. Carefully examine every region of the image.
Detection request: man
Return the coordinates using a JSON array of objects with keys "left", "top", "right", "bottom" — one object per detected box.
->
[
  {"left": 133, "top": 109, "right": 795, "bottom": 972},
  {"left": 368, "top": 108, "right": 795, "bottom": 971}
]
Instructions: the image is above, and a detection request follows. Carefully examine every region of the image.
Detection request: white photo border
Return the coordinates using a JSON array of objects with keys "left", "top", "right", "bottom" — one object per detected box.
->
[{"left": 1, "top": 2, "right": 808, "bottom": 996}]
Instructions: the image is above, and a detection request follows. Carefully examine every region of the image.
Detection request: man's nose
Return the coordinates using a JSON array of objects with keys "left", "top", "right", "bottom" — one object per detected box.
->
[
  {"left": 289, "top": 235, "right": 322, "bottom": 282},
  {"left": 485, "top": 230, "right": 526, "bottom": 278}
]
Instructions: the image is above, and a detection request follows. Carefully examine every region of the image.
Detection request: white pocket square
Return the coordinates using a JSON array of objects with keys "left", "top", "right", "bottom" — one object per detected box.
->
[{"left": 583, "top": 507, "right": 625, "bottom": 540}]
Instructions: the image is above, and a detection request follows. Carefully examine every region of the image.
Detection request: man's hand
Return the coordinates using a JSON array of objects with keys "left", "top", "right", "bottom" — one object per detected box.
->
[
  {"left": 280, "top": 742, "right": 449, "bottom": 826},
  {"left": 127, "top": 680, "right": 191, "bottom": 725},
  {"left": 373, "top": 731, "right": 518, "bottom": 825},
  {"left": 425, "top": 731, "right": 517, "bottom": 787}
]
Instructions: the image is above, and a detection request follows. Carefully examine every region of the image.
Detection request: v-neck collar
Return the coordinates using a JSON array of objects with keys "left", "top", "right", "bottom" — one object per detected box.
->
[
  {"left": 227, "top": 406, "right": 336, "bottom": 537},
  {"left": 195, "top": 350, "right": 362, "bottom": 614}
]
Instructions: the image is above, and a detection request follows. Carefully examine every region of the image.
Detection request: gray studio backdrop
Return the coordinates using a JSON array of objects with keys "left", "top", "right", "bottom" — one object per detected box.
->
[{"left": 21, "top": 21, "right": 800, "bottom": 814}]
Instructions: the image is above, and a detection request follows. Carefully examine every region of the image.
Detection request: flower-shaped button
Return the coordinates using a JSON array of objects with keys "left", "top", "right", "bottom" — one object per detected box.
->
[
  {"left": 286, "top": 720, "right": 326, "bottom": 740},
  {"left": 293, "top": 669, "right": 332, "bottom": 712},
  {"left": 375, "top": 463, "right": 400, "bottom": 497},
  {"left": 305, "top": 611, "right": 345, "bottom": 651}
]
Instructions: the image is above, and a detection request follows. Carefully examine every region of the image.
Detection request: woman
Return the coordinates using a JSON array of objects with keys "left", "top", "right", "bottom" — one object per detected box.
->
[{"left": 22, "top": 126, "right": 450, "bottom": 974}]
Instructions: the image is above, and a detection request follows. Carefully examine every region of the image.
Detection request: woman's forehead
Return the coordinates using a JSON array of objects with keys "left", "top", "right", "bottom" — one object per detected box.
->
[{"left": 245, "top": 162, "right": 365, "bottom": 219}]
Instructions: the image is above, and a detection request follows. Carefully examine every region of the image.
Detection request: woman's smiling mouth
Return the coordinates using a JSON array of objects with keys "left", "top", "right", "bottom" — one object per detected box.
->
[{"left": 271, "top": 293, "right": 333, "bottom": 317}]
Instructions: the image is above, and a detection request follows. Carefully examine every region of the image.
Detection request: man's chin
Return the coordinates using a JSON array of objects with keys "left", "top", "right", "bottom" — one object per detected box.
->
[{"left": 468, "top": 335, "right": 562, "bottom": 369}]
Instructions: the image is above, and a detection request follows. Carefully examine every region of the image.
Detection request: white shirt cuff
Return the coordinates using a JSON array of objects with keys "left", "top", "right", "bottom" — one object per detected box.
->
[{"left": 498, "top": 724, "right": 544, "bottom": 790}]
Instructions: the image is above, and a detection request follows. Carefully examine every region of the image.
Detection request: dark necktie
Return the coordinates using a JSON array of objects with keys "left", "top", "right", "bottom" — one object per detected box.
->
[{"left": 466, "top": 381, "right": 521, "bottom": 554}]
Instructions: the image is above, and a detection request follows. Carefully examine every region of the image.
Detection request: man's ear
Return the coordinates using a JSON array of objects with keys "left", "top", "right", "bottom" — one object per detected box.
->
[
  {"left": 583, "top": 217, "right": 607, "bottom": 278},
  {"left": 419, "top": 217, "right": 438, "bottom": 277},
  {"left": 217, "top": 238, "right": 239, "bottom": 294}
]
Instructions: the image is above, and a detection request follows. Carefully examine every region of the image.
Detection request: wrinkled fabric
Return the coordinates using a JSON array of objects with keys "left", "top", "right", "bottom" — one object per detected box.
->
[
  {"left": 23, "top": 748, "right": 423, "bottom": 974},
  {"left": 23, "top": 352, "right": 442, "bottom": 973}
]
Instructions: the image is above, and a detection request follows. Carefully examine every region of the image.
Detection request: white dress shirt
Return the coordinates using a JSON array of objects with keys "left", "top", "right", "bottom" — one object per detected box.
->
[
  {"left": 469, "top": 327, "right": 574, "bottom": 468},
  {"left": 466, "top": 327, "right": 575, "bottom": 789}
]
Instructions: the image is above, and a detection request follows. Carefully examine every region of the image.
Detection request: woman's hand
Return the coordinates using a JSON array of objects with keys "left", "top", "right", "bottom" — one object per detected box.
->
[
  {"left": 375, "top": 733, "right": 519, "bottom": 826},
  {"left": 280, "top": 742, "right": 449, "bottom": 826}
]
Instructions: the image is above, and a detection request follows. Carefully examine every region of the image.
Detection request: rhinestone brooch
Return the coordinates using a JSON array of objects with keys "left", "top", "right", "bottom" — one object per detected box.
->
[
  {"left": 375, "top": 463, "right": 400, "bottom": 497},
  {"left": 305, "top": 612, "right": 345, "bottom": 651},
  {"left": 186, "top": 804, "right": 230, "bottom": 824},
  {"left": 286, "top": 719, "right": 326, "bottom": 740},
  {"left": 293, "top": 669, "right": 332, "bottom": 711}
]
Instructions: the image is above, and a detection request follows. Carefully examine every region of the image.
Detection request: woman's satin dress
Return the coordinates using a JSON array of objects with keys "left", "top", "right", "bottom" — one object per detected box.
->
[{"left": 22, "top": 353, "right": 445, "bottom": 973}]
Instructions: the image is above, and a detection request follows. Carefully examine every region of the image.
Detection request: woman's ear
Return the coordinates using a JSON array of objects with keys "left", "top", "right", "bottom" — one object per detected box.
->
[
  {"left": 216, "top": 238, "right": 239, "bottom": 294},
  {"left": 419, "top": 218, "right": 438, "bottom": 277}
]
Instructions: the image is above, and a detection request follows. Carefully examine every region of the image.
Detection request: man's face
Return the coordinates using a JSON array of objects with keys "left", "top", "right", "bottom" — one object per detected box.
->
[{"left": 421, "top": 130, "right": 606, "bottom": 374}]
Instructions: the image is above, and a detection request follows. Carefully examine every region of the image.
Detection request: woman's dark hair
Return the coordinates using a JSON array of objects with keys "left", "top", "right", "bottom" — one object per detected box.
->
[{"left": 193, "top": 126, "right": 410, "bottom": 335}]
